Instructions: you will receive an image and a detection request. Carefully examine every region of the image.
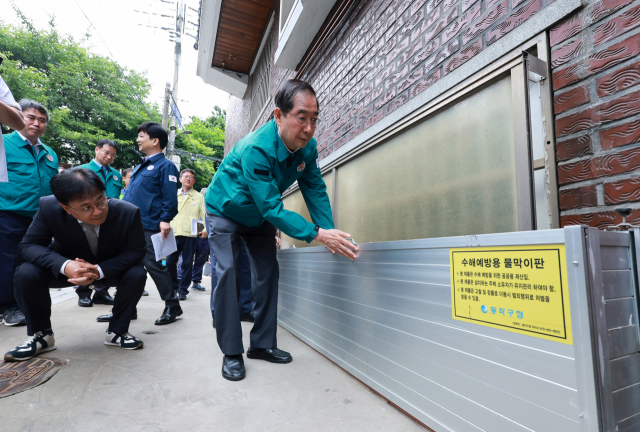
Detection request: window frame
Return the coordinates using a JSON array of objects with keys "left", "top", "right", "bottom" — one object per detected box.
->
[{"left": 281, "top": 33, "right": 559, "bottom": 245}]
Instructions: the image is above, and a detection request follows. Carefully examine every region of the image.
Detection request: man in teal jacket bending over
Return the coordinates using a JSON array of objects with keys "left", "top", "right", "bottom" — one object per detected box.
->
[
  {"left": 204, "top": 79, "right": 357, "bottom": 381},
  {"left": 74, "top": 139, "right": 122, "bottom": 307}
]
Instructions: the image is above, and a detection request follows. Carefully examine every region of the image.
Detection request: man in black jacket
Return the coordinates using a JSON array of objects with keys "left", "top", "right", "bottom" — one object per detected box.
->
[{"left": 4, "top": 169, "right": 147, "bottom": 361}]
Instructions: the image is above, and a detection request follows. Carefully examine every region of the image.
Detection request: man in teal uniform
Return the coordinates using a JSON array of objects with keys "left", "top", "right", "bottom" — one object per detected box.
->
[
  {"left": 74, "top": 139, "right": 122, "bottom": 307},
  {"left": 78, "top": 139, "right": 122, "bottom": 198},
  {"left": 205, "top": 79, "right": 357, "bottom": 381},
  {"left": 0, "top": 99, "right": 58, "bottom": 327}
]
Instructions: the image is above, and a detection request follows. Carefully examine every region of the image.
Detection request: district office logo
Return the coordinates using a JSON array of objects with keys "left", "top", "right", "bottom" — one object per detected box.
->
[
  {"left": 147, "top": 165, "right": 155, "bottom": 170},
  {"left": 297, "top": 161, "right": 306, "bottom": 172},
  {"left": 169, "top": 175, "right": 177, "bottom": 182},
  {"left": 481, "top": 305, "right": 488, "bottom": 313},
  {"left": 47, "top": 155, "right": 53, "bottom": 162},
  {"left": 113, "top": 175, "right": 118, "bottom": 181}
]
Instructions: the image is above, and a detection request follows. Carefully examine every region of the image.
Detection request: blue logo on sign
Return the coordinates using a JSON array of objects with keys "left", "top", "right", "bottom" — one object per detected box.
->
[{"left": 481, "top": 305, "right": 488, "bottom": 313}]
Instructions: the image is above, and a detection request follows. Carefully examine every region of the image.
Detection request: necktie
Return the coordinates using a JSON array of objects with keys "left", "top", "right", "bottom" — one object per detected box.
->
[
  {"left": 101, "top": 166, "right": 109, "bottom": 179},
  {"left": 81, "top": 223, "right": 99, "bottom": 257},
  {"left": 143, "top": 156, "right": 150, "bottom": 163}
]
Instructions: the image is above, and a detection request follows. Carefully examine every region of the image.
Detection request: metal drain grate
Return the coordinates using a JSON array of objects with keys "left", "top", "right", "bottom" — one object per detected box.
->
[{"left": 0, "top": 355, "right": 66, "bottom": 398}]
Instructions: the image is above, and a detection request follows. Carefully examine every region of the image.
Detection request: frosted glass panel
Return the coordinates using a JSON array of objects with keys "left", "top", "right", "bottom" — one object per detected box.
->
[
  {"left": 281, "top": 173, "right": 333, "bottom": 249},
  {"left": 336, "top": 77, "right": 518, "bottom": 243},
  {"left": 534, "top": 168, "right": 550, "bottom": 230}
]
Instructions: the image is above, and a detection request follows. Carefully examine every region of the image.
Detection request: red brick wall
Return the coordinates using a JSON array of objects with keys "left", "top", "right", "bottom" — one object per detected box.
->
[
  {"left": 303, "top": 0, "right": 556, "bottom": 159},
  {"left": 226, "top": 0, "right": 559, "bottom": 152},
  {"left": 552, "top": 0, "right": 640, "bottom": 228}
]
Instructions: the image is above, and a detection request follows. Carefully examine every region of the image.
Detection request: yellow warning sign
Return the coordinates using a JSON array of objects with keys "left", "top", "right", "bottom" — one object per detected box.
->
[{"left": 450, "top": 245, "right": 572, "bottom": 344}]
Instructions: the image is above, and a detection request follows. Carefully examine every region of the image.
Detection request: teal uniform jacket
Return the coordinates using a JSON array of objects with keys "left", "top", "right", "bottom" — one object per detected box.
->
[
  {"left": 205, "top": 119, "right": 334, "bottom": 243},
  {"left": 77, "top": 160, "right": 122, "bottom": 198},
  {"left": 0, "top": 131, "right": 59, "bottom": 217}
]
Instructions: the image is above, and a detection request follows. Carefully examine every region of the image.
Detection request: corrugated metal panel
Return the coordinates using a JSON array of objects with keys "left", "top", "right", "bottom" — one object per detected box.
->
[{"left": 277, "top": 228, "right": 601, "bottom": 431}]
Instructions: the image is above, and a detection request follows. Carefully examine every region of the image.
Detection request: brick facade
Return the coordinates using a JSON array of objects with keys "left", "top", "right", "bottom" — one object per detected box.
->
[
  {"left": 223, "top": 0, "right": 640, "bottom": 231},
  {"left": 552, "top": 0, "right": 640, "bottom": 228}
]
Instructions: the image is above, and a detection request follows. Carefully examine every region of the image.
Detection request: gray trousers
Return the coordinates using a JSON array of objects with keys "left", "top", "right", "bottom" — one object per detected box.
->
[
  {"left": 206, "top": 214, "right": 279, "bottom": 355},
  {"left": 143, "top": 230, "right": 179, "bottom": 307}
]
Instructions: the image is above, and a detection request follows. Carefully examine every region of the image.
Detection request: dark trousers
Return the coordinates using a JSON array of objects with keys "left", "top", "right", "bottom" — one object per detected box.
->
[
  {"left": 206, "top": 214, "right": 278, "bottom": 356},
  {"left": 192, "top": 236, "right": 210, "bottom": 283},
  {"left": 142, "top": 230, "right": 179, "bottom": 307},
  {"left": 167, "top": 236, "right": 196, "bottom": 295},
  {"left": 210, "top": 242, "right": 252, "bottom": 316},
  {"left": 14, "top": 262, "right": 146, "bottom": 336},
  {"left": 0, "top": 210, "right": 32, "bottom": 312}
]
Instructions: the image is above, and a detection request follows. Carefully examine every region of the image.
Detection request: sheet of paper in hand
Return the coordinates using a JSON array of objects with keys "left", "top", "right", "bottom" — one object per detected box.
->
[
  {"left": 191, "top": 219, "right": 204, "bottom": 236},
  {"left": 151, "top": 229, "right": 178, "bottom": 261}
]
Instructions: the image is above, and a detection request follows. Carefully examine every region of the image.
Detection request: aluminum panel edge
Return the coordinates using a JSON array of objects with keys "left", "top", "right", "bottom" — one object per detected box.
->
[{"left": 561, "top": 226, "right": 602, "bottom": 432}]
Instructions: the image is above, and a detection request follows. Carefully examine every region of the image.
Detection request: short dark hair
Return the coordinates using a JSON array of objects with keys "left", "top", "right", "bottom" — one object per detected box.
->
[
  {"left": 180, "top": 169, "right": 195, "bottom": 178},
  {"left": 274, "top": 79, "right": 319, "bottom": 114},
  {"left": 96, "top": 139, "right": 118, "bottom": 153},
  {"left": 50, "top": 168, "right": 106, "bottom": 205},
  {"left": 137, "top": 122, "right": 168, "bottom": 150},
  {"left": 122, "top": 168, "right": 134, "bottom": 177},
  {"left": 19, "top": 99, "right": 49, "bottom": 122}
]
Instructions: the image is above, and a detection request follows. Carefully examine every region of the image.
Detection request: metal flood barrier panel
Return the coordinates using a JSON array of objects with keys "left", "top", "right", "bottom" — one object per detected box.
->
[{"left": 276, "top": 226, "right": 640, "bottom": 432}]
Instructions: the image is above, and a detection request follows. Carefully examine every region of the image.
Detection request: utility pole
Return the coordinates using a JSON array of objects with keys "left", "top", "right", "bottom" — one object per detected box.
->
[
  {"left": 166, "top": 0, "right": 185, "bottom": 169},
  {"left": 161, "top": 82, "right": 171, "bottom": 130}
]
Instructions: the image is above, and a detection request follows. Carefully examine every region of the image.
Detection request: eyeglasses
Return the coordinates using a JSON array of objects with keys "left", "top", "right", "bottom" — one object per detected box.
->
[
  {"left": 25, "top": 114, "right": 48, "bottom": 124},
  {"left": 286, "top": 113, "right": 320, "bottom": 127},
  {"left": 181, "top": 176, "right": 195, "bottom": 180},
  {"left": 99, "top": 149, "right": 117, "bottom": 159},
  {"left": 69, "top": 199, "right": 108, "bottom": 215}
]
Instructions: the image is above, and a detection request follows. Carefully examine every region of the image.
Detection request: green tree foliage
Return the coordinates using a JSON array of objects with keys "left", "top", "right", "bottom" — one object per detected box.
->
[
  {"left": 0, "top": 13, "right": 159, "bottom": 169},
  {"left": 0, "top": 10, "right": 227, "bottom": 189},
  {"left": 175, "top": 108, "right": 226, "bottom": 191}
]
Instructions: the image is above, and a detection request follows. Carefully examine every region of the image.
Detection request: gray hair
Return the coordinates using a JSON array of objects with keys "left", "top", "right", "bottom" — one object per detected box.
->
[
  {"left": 180, "top": 168, "right": 196, "bottom": 178},
  {"left": 19, "top": 99, "right": 49, "bottom": 122}
]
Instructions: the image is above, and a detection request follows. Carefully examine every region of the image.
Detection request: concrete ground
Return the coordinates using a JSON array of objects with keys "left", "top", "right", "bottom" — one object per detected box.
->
[{"left": 0, "top": 276, "right": 426, "bottom": 432}]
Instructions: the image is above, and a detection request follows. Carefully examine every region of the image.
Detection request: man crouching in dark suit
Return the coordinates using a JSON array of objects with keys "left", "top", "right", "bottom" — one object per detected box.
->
[{"left": 4, "top": 168, "right": 147, "bottom": 361}]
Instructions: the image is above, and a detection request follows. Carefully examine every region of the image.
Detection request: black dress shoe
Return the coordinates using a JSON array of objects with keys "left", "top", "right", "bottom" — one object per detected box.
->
[
  {"left": 78, "top": 297, "right": 93, "bottom": 307},
  {"left": 178, "top": 292, "right": 187, "bottom": 301},
  {"left": 154, "top": 305, "right": 183, "bottom": 325},
  {"left": 222, "top": 355, "right": 245, "bottom": 381},
  {"left": 96, "top": 312, "right": 137, "bottom": 322},
  {"left": 93, "top": 292, "right": 115, "bottom": 305},
  {"left": 246, "top": 347, "right": 292, "bottom": 364},
  {"left": 239, "top": 311, "right": 255, "bottom": 323},
  {"left": 141, "top": 290, "right": 149, "bottom": 296}
]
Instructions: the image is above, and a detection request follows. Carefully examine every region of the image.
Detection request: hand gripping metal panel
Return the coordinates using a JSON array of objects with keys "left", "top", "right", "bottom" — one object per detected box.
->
[{"left": 277, "top": 226, "right": 611, "bottom": 432}]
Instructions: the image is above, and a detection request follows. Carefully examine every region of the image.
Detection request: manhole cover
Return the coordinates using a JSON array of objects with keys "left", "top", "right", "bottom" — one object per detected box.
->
[
  {"left": 142, "top": 330, "right": 159, "bottom": 334},
  {"left": 0, "top": 355, "right": 66, "bottom": 398}
]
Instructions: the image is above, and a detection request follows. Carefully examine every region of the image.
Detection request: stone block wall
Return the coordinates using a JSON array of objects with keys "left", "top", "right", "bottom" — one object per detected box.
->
[{"left": 552, "top": 0, "right": 640, "bottom": 228}]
